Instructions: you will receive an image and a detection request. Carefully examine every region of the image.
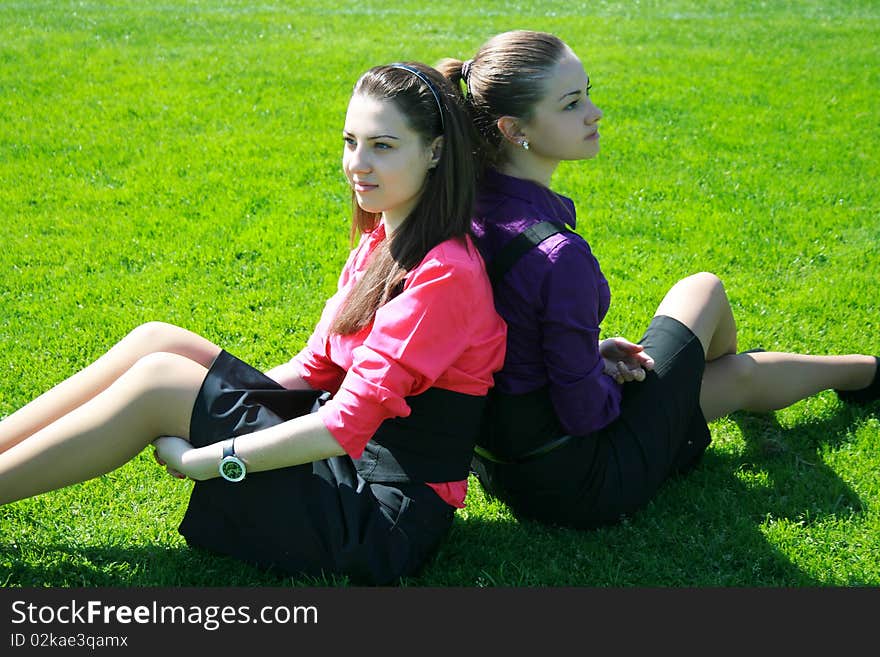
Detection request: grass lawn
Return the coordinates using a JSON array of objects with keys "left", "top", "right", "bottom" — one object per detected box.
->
[{"left": 1, "top": 0, "right": 878, "bottom": 587}]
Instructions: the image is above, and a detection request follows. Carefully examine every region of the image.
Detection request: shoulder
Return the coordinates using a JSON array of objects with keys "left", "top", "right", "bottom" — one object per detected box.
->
[
  {"left": 534, "top": 232, "right": 604, "bottom": 291},
  {"left": 380, "top": 236, "right": 498, "bottom": 331},
  {"left": 505, "top": 230, "right": 601, "bottom": 299},
  {"left": 406, "top": 235, "right": 489, "bottom": 289},
  {"left": 473, "top": 198, "right": 556, "bottom": 266},
  {"left": 543, "top": 228, "right": 594, "bottom": 262},
  {"left": 474, "top": 192, "right": 576, "bottom": 258},
  {"left": 412, "top": 235, "right": 486, "bottom": 277}
]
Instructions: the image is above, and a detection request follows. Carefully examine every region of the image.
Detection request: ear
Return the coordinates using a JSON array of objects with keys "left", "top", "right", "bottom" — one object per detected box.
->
[
  {"left": 496, "top": 116, "right": 526, "bottom": 146},
  {"left": 427, "top": 136, "right": 444, "bottom": 169}
]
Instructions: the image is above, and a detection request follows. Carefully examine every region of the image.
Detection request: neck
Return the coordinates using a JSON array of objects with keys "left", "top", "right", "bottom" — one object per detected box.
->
[
  {"left": 498, "top": 148, "right": 559, "bottom": 188},
  {"left": 381, "top": 212, "right": 404, "bottom": 236}
]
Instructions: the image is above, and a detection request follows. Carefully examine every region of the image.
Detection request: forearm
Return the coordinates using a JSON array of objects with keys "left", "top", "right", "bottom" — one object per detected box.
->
[
  {"left": 264, "top": 362, "right": 314, "bottom": 390},
  {"left": 181, "top": 413, "right": 346, "bottom": 480}
]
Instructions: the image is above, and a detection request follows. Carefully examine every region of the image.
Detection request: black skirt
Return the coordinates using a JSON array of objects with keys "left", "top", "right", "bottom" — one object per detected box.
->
[
  {"left": 178, "top": 351, "right": 455, "bottom": 585},
  {"left": 473, "top": 314, "right": 711, "bottom": 529}
]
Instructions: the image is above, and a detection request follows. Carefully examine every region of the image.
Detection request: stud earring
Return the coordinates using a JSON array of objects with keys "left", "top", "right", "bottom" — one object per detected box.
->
[{"left": 521, "top": 140, "right": 530, "bottom": 151}]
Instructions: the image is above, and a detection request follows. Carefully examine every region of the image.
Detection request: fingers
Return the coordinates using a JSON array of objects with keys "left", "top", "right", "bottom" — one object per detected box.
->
[
  {"left": 166, "top": 466, "right": 187, "bottom": 480},
  {"left": 616, "top": 361, "right": 635, "bottom": 381},
  {"left": 153, "top": 449, "right": 187, "bottom": 479},
  {"left": 615, "top": 360, "right": 646, "bottom": 383},
  {"left": 154, "top": 450, "right": 186, "bottom": 478},
  {"left": 153, "top": 436, "right": 192, "bottom": 480},
  {"left": 619, "top": 344, "right": 654, "bottom": 371},
  {"left": 604, "top": 356, "right": 650, "bottom": 384},
  {"left": 614, "top": 337, "right": 643, "bottom": 352},
  {"left": 604, "top": 359, "right": 626, "bottom": 383},
  {"left": 602, "top": 337, "right": 646, "bottom": 361}
]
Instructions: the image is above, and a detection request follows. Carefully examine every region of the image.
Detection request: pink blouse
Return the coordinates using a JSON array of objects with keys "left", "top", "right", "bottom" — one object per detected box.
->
[{"left": 272, "top": 222, "right": 507, "bottom": 507}]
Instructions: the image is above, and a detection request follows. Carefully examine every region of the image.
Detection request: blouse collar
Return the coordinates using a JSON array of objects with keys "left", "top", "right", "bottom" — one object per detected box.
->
[{"left": 481, "top": 168, "right": 577, "bottom": 229}]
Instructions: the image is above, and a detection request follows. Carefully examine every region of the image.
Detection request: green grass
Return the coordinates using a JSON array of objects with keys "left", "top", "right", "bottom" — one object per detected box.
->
[{"left": 1, "top": 0, "right": 878, "bottom": 587}]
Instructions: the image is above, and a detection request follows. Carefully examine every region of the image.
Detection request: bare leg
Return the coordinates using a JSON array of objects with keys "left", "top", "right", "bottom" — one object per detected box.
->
[
  {"left": 648, "top": 272, "right": 876, "bottom": 422},
  {"left": 0, "top": 352, "right": 208, "bottom": 506},
  {"left": 653, "top": 272, "right": 738, "bottom": 360},
  {"left": 700, "top": 351, "right": 876, "bottom": 422},
  {"left": 0, "top": 322, "right": 220, "bottom": 455}
]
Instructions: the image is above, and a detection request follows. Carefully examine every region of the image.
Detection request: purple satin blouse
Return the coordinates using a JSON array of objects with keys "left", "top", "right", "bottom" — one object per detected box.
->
[{"left": 472, "top": 168, "right": 622, "bottom": 436}]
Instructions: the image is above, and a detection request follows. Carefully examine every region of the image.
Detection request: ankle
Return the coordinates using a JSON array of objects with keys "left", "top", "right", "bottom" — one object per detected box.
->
[{"left": 836, "top": 356, "right": 880, "bottom": 405}]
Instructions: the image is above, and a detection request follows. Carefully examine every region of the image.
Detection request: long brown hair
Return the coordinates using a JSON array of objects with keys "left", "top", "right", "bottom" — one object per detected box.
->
[
  {"left": 330, "top": 62, "right": 480, "bottom": 335},
  {"left": 437, "top": 30, "right": 568, "bottom": 169}
]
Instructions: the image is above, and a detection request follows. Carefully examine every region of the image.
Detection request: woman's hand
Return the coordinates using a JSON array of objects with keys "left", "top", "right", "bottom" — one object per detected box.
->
[
  {"left": 152, "top": 436, "right": 218, "bottom": 481},
  {"left": 599, "top": 337, "right": 655, "bottom": 384}
]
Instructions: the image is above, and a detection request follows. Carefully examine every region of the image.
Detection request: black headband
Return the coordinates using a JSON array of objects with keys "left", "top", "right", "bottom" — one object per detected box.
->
[{"left": 389, "top": 63, "right": 445, "bottom": 132}]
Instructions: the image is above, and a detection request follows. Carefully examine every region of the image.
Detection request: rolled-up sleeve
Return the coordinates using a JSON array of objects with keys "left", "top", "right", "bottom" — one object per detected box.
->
[
  {"left": 540, "top": 240, "right": 622, "bottom": 435},
  {"left": 318, "top": 255, "right": 480, "bottom": 458}
]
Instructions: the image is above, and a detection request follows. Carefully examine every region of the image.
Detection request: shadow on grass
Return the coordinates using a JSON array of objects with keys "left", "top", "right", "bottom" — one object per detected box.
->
[
  {"left": 414, "top": 404, "right": 874, "bottom": 587},
  {"left": 0, "top": 542, "right": 351, "bottom": 587}
]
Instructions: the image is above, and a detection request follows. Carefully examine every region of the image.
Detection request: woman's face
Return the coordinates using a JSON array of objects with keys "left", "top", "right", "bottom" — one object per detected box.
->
[
  {"left": 521, "top": 49, "right": 603, "bottom": 163},
  {"left": 342, "top": 93, "right": 438, "bottom": 229}
]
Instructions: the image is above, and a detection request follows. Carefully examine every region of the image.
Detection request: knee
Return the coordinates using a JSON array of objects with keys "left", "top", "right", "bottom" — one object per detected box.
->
[
  {"left": 125, "top": 352, "right": 198, "bottom": 394},
  {"left": 677, "top": 272, "right": 731, "bottom": 312},
  {"left": 728, "top": 352, "right": 758, "bottom": 389},
  {"left": 125, "top": 321, "right": 179, "bottom": 347},
  {"left": 122, "top": 322, "right": 218, "bottom": 368},
  {"left": 682, "top": 271, "right": 725, "bottom": 296}
]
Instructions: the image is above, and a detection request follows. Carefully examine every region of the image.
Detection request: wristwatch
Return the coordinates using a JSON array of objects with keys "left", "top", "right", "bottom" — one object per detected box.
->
[{"left": 218, "top": 438, "right": 246, "bottom": 482}]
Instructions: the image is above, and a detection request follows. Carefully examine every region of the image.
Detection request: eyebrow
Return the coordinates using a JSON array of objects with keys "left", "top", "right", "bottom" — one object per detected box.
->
[
  {"left": 557, "top": 79, "right": 591, "bottom": 103},
  {"left": 558, "top": 90, "right": 582, "bottom": 102},
  {"left": 342, "top": 130, "right": 400, "bottom": 140}
]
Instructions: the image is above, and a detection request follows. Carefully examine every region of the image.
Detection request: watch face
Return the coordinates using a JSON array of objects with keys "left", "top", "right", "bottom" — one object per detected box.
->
[{"left": 220, "top": 457, "right": 246, "bottom": 482}]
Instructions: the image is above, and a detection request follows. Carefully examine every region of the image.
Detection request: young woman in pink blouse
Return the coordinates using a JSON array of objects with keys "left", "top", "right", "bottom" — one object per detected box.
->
[
  {"left": 0, "top": 62, "right": 506, "bottom": 584},
  {"left": 439, "top": 31, "right": 878, "bottom": 529}
]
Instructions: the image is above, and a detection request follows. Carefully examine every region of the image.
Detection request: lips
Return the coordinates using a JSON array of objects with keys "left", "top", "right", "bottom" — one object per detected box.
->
[
  {"left": 585, "top": 131, "right": 599, "bottom": 141},
  {"left": 353, "top": 181, "right": 378, "bottom": 192}
]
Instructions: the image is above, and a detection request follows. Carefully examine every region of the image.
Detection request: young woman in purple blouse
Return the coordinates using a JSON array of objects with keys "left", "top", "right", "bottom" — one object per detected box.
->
[{"left": 439, "top": 31, "right": 880, "bottom": 529}]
